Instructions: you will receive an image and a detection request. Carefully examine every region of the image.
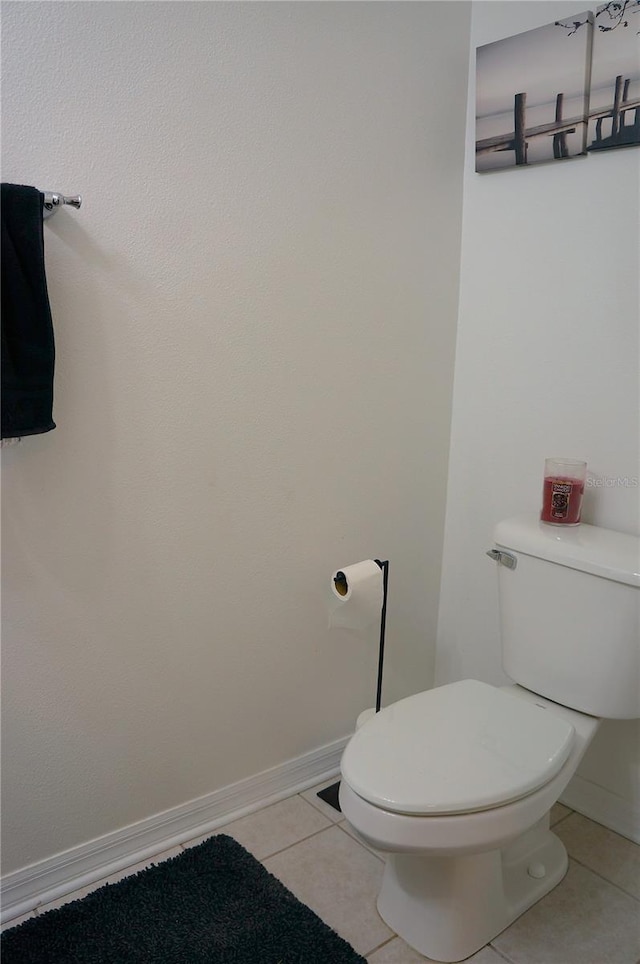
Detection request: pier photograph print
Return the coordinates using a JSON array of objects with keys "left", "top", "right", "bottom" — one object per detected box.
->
[
  {"left": 588, "top": 0, "right": 640, "bottom": 151},
  {"left": 476, "top": 13, "right": 593, "bottom": 171}
]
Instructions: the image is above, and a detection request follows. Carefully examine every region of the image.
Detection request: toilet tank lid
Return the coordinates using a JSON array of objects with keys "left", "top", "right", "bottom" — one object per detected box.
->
[{"left": 494, "top": 515, "right": 640, "bottom": 587}]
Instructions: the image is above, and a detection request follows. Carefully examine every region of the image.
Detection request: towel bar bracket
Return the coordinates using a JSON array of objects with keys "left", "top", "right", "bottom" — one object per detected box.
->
[{"left": 42, "top": 192, "right": 82, "bottom": 219}]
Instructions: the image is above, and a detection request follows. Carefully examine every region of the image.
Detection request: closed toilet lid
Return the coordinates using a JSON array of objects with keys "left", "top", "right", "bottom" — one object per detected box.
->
[{"left": 341, "top": 680, "right": 575, "bottom": 815}]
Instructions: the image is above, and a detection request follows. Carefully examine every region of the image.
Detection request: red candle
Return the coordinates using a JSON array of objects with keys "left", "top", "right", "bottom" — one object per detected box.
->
[{"left": 540, "top": 459, "right": 587, "bottom": 526}]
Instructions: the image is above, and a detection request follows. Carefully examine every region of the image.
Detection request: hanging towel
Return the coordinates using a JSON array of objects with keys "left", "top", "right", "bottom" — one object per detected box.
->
[{"left": 1, "top": 183, "right": 56, "bottom": 439}]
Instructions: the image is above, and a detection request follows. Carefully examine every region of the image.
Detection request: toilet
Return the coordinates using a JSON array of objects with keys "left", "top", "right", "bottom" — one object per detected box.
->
[{"left": 339, "top": 514, "right": 639, "bottom": 963}]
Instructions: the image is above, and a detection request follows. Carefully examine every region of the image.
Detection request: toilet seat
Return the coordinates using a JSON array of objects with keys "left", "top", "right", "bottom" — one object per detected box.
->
[{"left": 341, "top": 680, "right": 575, "bottom": 816}]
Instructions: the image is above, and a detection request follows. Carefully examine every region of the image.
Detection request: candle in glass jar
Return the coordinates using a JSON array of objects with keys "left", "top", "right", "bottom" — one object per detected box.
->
[{"left": 540, "top": 458, "right": 587, "bottom": 526}]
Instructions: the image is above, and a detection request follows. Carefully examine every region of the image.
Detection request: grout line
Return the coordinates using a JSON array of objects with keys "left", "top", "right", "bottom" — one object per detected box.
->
[
  {"left": 36, "top": 819, "right": 344, "bottom": 916},
  {"left": 295, "top": 787, "right": 344, "bottom": 819},
  {"left": 181, "top": 823, "right": 335, "bottom": 864},
  {"left": 335, "top": 822, "right": 385, "bottom": 862},
  {"left": 297, "top": 787, "right": 344, "bottom": 823},
  {"left": 566, "top": 855, "right": 640, "bottom": 904},
  {"left": 34, "top": 875, "right": 114, "bottom": 916},
  {"left": 487, "top": 943, "right": 520, "bottom": 964},
  {"left": 256, "top": 822, "right": 341, "bottom": 863},
  {"left": 176, "top": 792, "right": 330, "bottom": 850},
  {"left": 365, "top": 934, "right": 398, "bottom": 957},
  {"left": 174, "top": 795, "right": 345, "bottom": 862},
  {"left": 550, "top": 810, "right": 574, "bottom": 830},
  {"left": 262, "top": 817, "right": 385, "bottom": 866},
  {"left": 33, "top": 849, "right": 183, "bottom": 917},
  {"left": 558, "top": 809, "right": 639, "bottom": 848},
  {"left": 1, "top": 911, "right": 37, "bottom": 931}
]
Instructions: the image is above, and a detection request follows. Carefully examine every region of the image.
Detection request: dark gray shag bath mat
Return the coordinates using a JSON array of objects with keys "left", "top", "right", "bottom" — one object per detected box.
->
[{"left": 1, "top": 834, "right": 367, "bottom": 963}]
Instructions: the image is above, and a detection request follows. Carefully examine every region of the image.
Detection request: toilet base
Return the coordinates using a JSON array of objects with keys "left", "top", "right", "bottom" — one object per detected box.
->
[{"left": 377, "top": 817, "right": 568, "bottom": 963}]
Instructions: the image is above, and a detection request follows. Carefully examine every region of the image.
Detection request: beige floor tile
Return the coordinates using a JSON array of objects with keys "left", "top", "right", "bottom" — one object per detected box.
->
[
  {"left": 368, "top": 936, "right": 430, "bottom": 962},
  {"left": 492, "top": 859, "right": 640, "bottom": 964},
  {"left": 264, "top": 824, "right": 392, "bottom": 956},
  {"left": 1, "top": 911, "right": 37, "bottom": 933},
  {"left": 182, "top": 794, "right": 331, "bottom": 860},
  {"left": 35, "top": 846, "right": 182, "bottom": 914},
  {"left": 36, "top": 880, "right": 108, "bottom": 913},
  {"left": 471, "top": 948, "right": 512, "bottom": 964},
  {"left": 550, "top": 802, "right": 571, "bottom": 826},
  {"left": 300, "top": 776, "right": 346, "bottom": 823},
  {"left": 368, "top": 936, "right": 507, "bottom": 962},
  {"left": 340, "top": 816, "right": 385, "bottom": 858},
  {"left": 554, "top": 813, "right": 640, "bottom": 899}
]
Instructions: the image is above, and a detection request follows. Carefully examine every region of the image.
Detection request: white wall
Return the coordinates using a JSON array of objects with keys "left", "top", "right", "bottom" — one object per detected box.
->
[
  {"left": 1, "top": 2, "right": 471, "bottom": 873},
  {"left": 437, "top": 2, "right": 639, "bottom": 840}
]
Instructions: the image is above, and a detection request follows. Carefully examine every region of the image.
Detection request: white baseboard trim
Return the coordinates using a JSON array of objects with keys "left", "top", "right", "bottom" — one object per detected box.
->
[
  {"left": 560, "top": 773, "right": 640, "bottom": 844},
  {"left": 1, "top": 735, "right": 348, "bottom": 924}
]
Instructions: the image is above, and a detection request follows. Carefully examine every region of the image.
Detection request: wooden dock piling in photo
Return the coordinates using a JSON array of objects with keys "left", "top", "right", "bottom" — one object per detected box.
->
[
  {"left": 514, "top": 93, "right": 528, "bottom": 165},
  {"left": 476, "top": 73, "right": 640, "bottom": 167}
]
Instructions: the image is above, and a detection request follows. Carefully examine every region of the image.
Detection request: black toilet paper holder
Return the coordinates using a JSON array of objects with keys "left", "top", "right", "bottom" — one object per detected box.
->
[
  {"left": 332, "top": 558, "right": 389, "bottom": 713},
  {"left": 373, "top": 559, "right": 389, "bottom": 715},
  {"left": 320, "top": 559, "right": 389, "bottom": 814}
]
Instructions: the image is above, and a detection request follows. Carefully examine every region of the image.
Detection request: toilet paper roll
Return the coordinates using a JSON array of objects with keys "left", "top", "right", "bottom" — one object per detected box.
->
[{"left": 328, "top": 559, "right": 383, "bottom": 633}]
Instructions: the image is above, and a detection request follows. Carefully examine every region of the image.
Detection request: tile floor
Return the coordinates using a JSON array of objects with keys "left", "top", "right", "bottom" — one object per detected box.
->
[{"left": 4, "top": 779, "right": 640, "bottom": 963}]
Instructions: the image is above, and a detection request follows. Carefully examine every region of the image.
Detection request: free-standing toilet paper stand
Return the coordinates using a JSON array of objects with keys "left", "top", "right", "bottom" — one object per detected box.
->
[{"left": 317, "top": 559, "right": 389, "bottom": 813}]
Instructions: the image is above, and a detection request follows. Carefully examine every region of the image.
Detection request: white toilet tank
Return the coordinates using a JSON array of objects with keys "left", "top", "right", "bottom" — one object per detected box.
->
[{"left": 492, "top": 515, "right": 640, "bottom": 719}]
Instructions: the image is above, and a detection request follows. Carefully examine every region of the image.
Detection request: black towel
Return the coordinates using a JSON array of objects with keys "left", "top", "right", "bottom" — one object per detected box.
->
[{"left": 1, "top": 183, "right": 56, "bottom": 438}]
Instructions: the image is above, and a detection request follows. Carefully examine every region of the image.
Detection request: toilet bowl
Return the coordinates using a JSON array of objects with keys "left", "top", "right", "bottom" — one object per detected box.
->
[
  {"left": 339, "top": 681, "right": 599, "bottom": 962},
  {"left": 338, "top": 515, "right": 638, "bottom": 963}
]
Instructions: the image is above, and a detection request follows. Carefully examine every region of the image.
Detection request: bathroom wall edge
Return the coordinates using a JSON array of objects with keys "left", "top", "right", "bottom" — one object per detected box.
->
[{"left": 560, "top": 774, "right": 640, "bottom": 845}]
